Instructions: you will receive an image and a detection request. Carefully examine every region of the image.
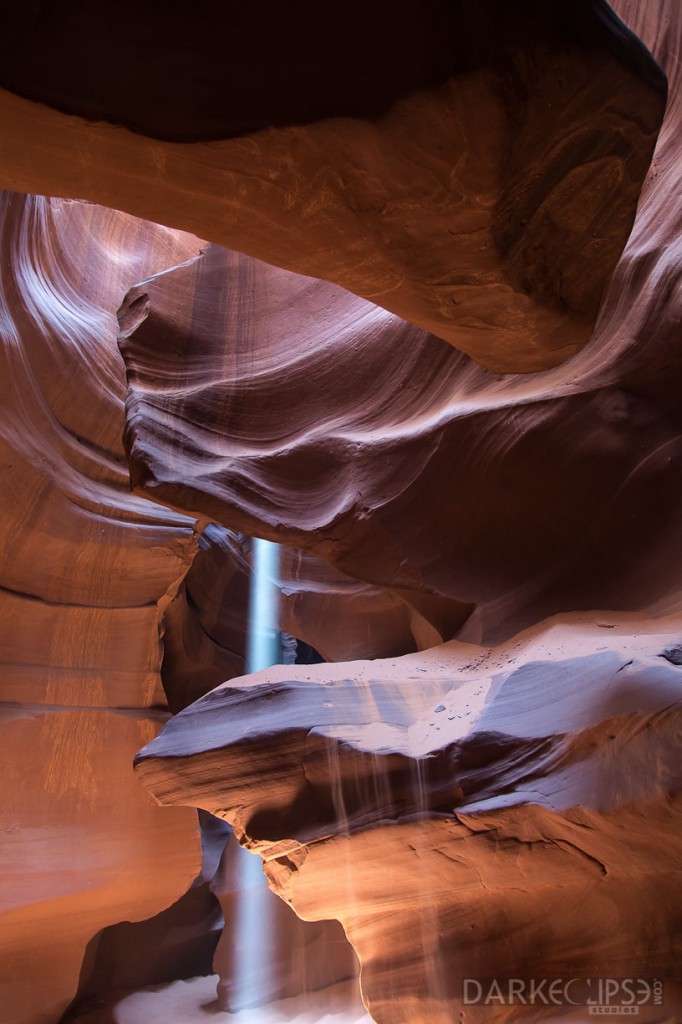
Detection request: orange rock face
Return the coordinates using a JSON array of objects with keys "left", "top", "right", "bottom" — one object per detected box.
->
[
  {"left": 136, "top": 617, "right": 682, "bottom": 1023},
  {"left": 0, "top": 196, "right": 204, "bottom": 1023},
  {"left": 1, "top": 0, "right": 681, "bottom": 1022},
  {"left": 117, "top": 227, "right": 682, "bottom": 645},
  {"left": 0, "top": 2, "right": 666, "bottom": 371}
]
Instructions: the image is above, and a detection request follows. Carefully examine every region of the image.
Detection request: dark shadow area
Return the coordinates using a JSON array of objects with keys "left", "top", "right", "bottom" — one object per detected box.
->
[
  {"left": 295, "top": 639, "right": 326, "bottom": 665},
  {"left": 0, "top": 1, "right": 665, "bottom": 141}
]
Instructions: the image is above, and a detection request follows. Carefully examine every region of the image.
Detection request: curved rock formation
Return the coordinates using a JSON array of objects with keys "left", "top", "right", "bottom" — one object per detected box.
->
[
  {"left": 210, "top": 832, "right": 359, "bottom": 1013},
  {"left": 0, "top": 194, "right": 393, "bottom": 1022},
  {"left": 0, "top": 194, "right": 205, "bottom": 1024},
  {"left": 0, "top": 0, "right": 680, "bottom": 1022},
  {"left": 118, "top": 231, "right": 682, "bottom": 644},
  {"left": 0, "top": 2, "right": 666, "bottom": 370},
  {"left": 112, "top": 0, "right": 681, "bottom": 646},
  {"left": 128, "top": 2, "right": 682, "bottom": 1018},
  {"left": 136, "top": 615, "right": 682, "bottom": 1023},
  {"left": 161, "top": 524, "right": 431, "bottom": 717}
]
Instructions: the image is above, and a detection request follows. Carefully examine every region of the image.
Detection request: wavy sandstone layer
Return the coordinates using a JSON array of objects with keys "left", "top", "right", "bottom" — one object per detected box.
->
[
  {"left": 136, "top": 615, "right": 682, "bottom": 1023},
  {"left": 0, "top": 2, "right": 666, "bottom": 370},
  {"left": 0, "top": 195, "right": 380, "bottom": 1022},
  {"left": 118, "top": 223, "right": 682, "bottom": 645},
  {"left": 0, "top": 194, "right": 206, "bottom": 1024},
  {"left": 114, "top": 0, "right": 681, "bottom": 646},
  {"left": 0, "top": 1, "right": 680, "bottom": 1022},
  {"left": 129, "top": 3, "right": 682, "bottom": 1019}
]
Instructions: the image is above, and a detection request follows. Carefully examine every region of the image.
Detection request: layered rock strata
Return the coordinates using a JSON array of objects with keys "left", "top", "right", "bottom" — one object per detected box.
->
[
  {"left": 0, "top": 194, "right": 204, "bottom": 1024},
  {"left": 0, "top": 195, "right": 376, "bottom": 1022},
  {"left": 162, "top": 523, "right": 452, "bottom": 721},
  {"left": 0, "top": 2, "right": 666, "bottom": 370},
  {"left": 0, "top": 0, "right": 679, "bottom": 1022},
  {"left": 115, "top": 0, "right": 681, "bottom": 646},
  {"left": 126, "top": 3, "right": 682, "bottom": 1019},
  {"left": 118, "top": 228, "right": 682, "bottom": 645},
  {"left": 136, "top": 615, "right": 682, "bottom": 1023}
]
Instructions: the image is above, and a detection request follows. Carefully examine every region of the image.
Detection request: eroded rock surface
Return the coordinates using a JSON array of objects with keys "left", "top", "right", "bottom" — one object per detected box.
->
[
  {"left": 115, "top": 0, "right": 682, "bottom": 649},
  {"left": 0, "top": 3, "right": 666, "bottom": 370},
  {"left": 0, "top": 195, "right": 391, "bottom": 1022},
  {"left": 118, "top": 233, "right": 682, "bottom": 645},
  {"left": 0, "top": 194, "right": 204, "bottom": 1024},
  {"left": 136, "top": 616, "right": 682, "bottom": 1023},
  {"left": 0, "top": 0, "right": 680, "bottom": 1021},
  {"left": 210, "top": 833, "right": 359, "bottom": 1013},
  {"left": 161, "top": 520, "right": 458, "bottom": 720}
]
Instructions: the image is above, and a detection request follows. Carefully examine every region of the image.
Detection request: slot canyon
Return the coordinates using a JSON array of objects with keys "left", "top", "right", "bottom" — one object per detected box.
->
[{"left": 0, "top": 2, "right": 681, "bottom": 1023}]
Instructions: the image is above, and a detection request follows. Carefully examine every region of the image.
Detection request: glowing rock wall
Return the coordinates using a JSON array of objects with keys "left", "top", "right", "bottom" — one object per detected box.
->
[{"left": 0, "top": 1, "right": 680, "bottom": 1022}]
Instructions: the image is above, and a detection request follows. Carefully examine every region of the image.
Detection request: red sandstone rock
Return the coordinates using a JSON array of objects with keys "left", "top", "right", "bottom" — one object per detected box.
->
[
  {"left": 0, "top": 195, "right": 204, "bottom": 1024},
  {"left": 0, "top": 195, "right": 388, "bottom": 1021},
  {"left": 111, "top": 0, "right": 682, "bottom": 649},
  {"left": 0, "top": 3, "right": 666, "bottom": 371},
  {"left": 210, "top": 834, "right": 358, "bottom": 1013},
  {"left": 161, "top": 524, "right": 432, "bottom": 717},
  {"left": 135, "top": 615, "right": 682, "bottom": 1023},
  {"left": 118, "top": 238, "right": 682, "bottom": 645},
  {"left": 0, "top": 0, "right": 680, "bottom": 1021}
]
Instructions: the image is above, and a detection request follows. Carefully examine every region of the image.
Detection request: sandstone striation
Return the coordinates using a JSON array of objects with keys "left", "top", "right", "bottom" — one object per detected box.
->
[
  {"left": 0, "top": 194, "right": 384, "bottom": 1022},
  {"left": 162, "top": 523, "right": 452, "bottom": 718},
  {"left": 0, "top": 194, "right": 205, "bottom": 1024},
  {"left": 0, "top": 0, "right": 680, "bottom": 1022},
  {"left": 112, "top": 0, "right": 682, "bottom": 649},
  {"left": 0, "top": 2, "right": 666, "bottom": 370},
  {"left": 118, "top": 228, "right": 682, "bottom": 645},
  {"left": 125, "top": 5, "right": 682, "bottom": 1008},
  {"left": 136, "top": 616, "right": 682, "bottom": 1023}
]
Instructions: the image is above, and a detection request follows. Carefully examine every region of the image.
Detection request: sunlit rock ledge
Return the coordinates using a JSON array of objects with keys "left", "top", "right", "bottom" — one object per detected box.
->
[
  {"left": 0, "top": 0, "right": 680, "bottom": 1021},
  {"left": 136, "top": 613, "right": 682, "bottom": 1023}
]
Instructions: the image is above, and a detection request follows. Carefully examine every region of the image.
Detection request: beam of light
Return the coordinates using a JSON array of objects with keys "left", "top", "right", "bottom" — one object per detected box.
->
[
  {"left": 246, "top": 538, "right": 281, "bottom": 676},
  {"left": 231, "top": 537, "right": 281, "bottom": 1012}
]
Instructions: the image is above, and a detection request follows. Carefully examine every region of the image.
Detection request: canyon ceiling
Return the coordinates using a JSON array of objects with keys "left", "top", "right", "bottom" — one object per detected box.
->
[{"left": 0, "top": 2, "right": 681, "bottom": 1023}]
